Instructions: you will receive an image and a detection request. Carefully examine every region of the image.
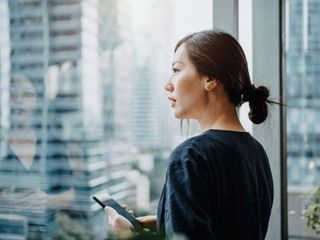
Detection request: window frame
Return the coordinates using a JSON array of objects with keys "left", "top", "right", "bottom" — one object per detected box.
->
[{"left": 212, "top": 0, "right": 287, "bottom": 239}]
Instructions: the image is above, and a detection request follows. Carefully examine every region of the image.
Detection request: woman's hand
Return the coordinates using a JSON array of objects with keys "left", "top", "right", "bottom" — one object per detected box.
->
[
  {"left": 136, "top": 215, "right": 157, "bottom": 232},
  {"left": 105, "top": 206, "right": 134, "bottom": 239},
  {"left": 121, "top": 205, "right": 157, "bottom": 232}
]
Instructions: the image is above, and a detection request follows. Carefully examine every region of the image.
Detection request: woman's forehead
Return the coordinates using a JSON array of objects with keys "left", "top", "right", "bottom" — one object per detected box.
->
[{"left": 172, "top": 44, "right": 189, "bottom": 64}]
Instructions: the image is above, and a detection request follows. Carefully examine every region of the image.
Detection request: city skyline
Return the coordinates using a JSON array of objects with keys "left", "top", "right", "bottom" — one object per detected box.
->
[{"left": 0, "top": 0, "right": 214, "bottom": 239}]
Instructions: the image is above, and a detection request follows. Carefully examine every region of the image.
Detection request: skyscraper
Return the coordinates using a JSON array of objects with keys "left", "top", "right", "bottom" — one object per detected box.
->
[
  {"left": 130, "top": 0, "right": 175, "bottom": 152},
  {"left": 0, "top": 0, "right": 108, "bottom": 238},
  {"left": 99, "top": 0, "right": 150, "bottom": 212},
  {"left": 286, "top": 0, "right": 320, "bottom": 238},
  {"left": 287, "top": 0, "right": 320, "bottom": 187},
  {"left": 100, "top": 0, "right": 134, "bottom": 141},
  {"left": 0, "top": 0, "right": 10, "bottom": 137}
]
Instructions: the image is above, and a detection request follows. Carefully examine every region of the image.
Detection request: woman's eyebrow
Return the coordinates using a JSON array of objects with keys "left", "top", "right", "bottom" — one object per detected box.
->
[{"left": 171, "top": 61, "right": 184, "bottom": 67}]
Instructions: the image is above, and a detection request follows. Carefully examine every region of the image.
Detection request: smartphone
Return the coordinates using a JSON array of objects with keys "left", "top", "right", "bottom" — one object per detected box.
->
[{"left": 92, "top": 196, "right": 143, "bottom": 232}]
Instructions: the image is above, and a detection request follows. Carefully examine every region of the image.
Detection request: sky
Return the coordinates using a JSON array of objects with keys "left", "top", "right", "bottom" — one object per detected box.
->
[
  {"left": 131, "top": 0, "right": 213, "bottom": 42},
  {"left": 172, "top": 0, "right": 213, "bottom": 42}
]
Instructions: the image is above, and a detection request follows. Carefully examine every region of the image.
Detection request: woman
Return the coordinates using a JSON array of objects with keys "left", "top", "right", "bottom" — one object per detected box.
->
[
  {"left": 106, "top": 30, "right": 275, "bottom": 240},
  {"left": 0, "top": 75, "right": 75, "bottom": 238}
]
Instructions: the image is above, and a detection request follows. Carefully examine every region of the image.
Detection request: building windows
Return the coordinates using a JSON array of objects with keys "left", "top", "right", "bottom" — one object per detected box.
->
[
  {"left": 20, "top": 31, "right": 43, "bottom": 40},
  {"left": 49, "top": 0, "right": 79, "bottom": 7},
  {"left": 50, "top": 30, "right": 79, "bottom": 37},
  {"left": 50, "top": 15, "right": 73, "bottom": 21},
  {"left": 286, "top": 0, "right": 320, "bottom": 238}
]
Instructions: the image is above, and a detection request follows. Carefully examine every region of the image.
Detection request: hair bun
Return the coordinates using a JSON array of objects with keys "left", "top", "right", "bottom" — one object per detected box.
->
[
  {"left": 241, "top": 84, "right": 255, "bottom": 102},
  {"left": 254, "top": 86, "right": 269, "bottom": 102},
  {"left": 247, "top": 85, "right": 270, "bottom": 124}
]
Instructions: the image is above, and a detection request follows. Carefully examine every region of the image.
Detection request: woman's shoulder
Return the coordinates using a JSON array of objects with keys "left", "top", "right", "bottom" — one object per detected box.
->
[
  {"left": 199, "top": 129, "right": 264, "bottom": 149},
  {"left": 173, "top": 129, "right": 243, "bottom": 153},
  {"left": 169, "top": 129, "right": 265, "bottom": 164},
  {"left": 168, "top": 134, "right": 215, "bottom": 165}
]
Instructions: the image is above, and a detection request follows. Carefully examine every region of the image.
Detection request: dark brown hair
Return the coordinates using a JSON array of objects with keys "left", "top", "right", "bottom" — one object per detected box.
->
[{"left": 175, "top": 30, "right": 276, "bottom": 124}]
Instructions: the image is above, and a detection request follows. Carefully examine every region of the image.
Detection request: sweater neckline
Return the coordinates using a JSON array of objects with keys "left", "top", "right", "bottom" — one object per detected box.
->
[{"left": 206, "top": 129, "right": 250, "bottom": 134}]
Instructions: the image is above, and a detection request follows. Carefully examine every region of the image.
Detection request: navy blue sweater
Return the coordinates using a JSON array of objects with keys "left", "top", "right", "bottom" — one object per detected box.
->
[{"left": 157, "top": 129, "right": 273, "bottom": 240}]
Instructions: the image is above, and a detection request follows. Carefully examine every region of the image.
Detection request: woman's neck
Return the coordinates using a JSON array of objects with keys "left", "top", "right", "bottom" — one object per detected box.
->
[
  {"left": 7, "top": 128, "right": 37, "bottom": 170},
  {"left": 197, "top": 102, "right": 245, "bottom": 133}
]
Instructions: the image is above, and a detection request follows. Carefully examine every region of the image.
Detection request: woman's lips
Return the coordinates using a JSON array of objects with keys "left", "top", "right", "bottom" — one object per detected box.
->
[{"left": 168, "top": 97, "right": 176, "bottom": 107}]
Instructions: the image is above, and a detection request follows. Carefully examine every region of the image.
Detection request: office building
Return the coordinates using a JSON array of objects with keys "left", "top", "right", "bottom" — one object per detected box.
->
[
  {"left": 286, "top": 0, "right": 320, "bottom": 238},
  {"left": 286, "top": 0, "right": 320, "bottom": 186},
  {"left": 0, "top": 0, "right": 107, "bottom": 238}
]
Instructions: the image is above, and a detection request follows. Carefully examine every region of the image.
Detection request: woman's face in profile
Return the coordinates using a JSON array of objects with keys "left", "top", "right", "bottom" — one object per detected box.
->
[
  {"left": 10, "top": 76, "right": 37, "bottom": 125},
  {"left": 165, "top": 44, "right": 208, "bottom": 120}
]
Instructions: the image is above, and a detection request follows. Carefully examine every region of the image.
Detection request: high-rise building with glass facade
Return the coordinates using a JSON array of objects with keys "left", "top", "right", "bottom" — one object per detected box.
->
[
  {"left": 0, "top": 0, "right": 214, "bottom": 238},
  {"left": 130, "top": 0, "right": 175, "bottom": 152},
  {"left": 0, "top": 0, "right": 10, "bottom": 137},
  {"left": 101, "top": 0, "right": 134, "bottom": 141},
  {"left": 287, "top": 0, "right": 320, "bottom": 187},
  {"left": 98, "top": 0, "right": 147, "bottom": 211},
  {"left": 286, "top": 0, "right": 320, "bottom": 238},
  {"left": 0, "top": 0, "right": 108, "bottom": 238}
]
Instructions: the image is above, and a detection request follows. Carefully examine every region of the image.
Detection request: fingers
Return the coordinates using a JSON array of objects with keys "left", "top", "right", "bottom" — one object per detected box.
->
[
  {"left": 136, "top": 216, "right": 144, "bottom": 221},
  {"left": 137, "top": 216, "right": 152, "bottom": 223},
  {"left": 121, "top": 204, "right": 134, "bottom": 215},
  {"left": 136, "top": 215, "right": 157, "bottom": 231},
  {"left": 105, "top": 206, "right": 135, "bottom": 239},
  {"left": 105, "top": 207, "right": 117, "bottom": 229},
  {"left": 105, "top": 206, "right": 117, "bottom": 218}
]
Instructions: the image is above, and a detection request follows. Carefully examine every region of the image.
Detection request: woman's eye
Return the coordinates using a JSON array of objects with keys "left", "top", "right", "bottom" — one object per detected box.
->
[{"left": 172, "top": 68, "right": 179, "bottom": 73}]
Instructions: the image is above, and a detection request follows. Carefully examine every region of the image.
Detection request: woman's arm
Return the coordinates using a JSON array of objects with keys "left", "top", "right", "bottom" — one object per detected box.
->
[
  {"left": 105, "top": 208, "right": 157, "bottom": 239},
  {"left": 163, "top": 147, "right": 214, "bottom": 239}
]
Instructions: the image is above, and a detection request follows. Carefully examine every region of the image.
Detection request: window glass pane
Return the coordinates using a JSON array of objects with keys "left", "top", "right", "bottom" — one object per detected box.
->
[
  {"left": 286, "top": 0, "right": 320, "bottom": 238},
  {"left": 0, "top": 0, "right": 212, "bottom": 238},
  {"left": 238, "top": 0, "right": 253, "bottom": 133}
]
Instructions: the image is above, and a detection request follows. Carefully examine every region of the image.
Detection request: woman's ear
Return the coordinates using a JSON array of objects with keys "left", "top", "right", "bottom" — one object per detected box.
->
[{"left": 204, "top": 78, "right": 219, "bottom": 91}]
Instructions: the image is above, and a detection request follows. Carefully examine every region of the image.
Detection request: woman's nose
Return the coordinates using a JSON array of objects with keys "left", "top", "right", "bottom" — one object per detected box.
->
[{"left": 164, "top": 82, "right": 174, "bottom": 92}]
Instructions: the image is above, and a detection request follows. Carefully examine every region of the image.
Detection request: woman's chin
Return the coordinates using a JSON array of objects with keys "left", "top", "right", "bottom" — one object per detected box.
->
[{"left": 173, "top": 110, "right": 185, "bottom": 119}]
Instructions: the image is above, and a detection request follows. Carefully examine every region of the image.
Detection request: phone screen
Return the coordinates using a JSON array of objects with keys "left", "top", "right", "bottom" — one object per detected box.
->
[{"left": 93, "top": 196, "right": 143, "bottom": 232}]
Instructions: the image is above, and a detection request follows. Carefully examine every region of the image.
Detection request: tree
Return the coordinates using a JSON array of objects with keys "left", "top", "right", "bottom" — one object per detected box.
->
[{"left": 50, "top": 212, "right": 93, "bottom": 240}]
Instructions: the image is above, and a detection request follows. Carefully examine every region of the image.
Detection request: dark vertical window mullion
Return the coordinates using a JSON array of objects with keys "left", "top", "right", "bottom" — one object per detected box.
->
[{"left": 280, "top": 0, "right": 288, "bottom": 239}]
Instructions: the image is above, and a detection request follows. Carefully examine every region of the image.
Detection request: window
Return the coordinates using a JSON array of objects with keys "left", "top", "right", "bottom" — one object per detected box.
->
[
  {"left": 50, "top": 30, "right": 79, "bottom": 37},
  {"left": 50, "top": 15, "right": 72, "bottom": 21},
  {"left": 21, "top": 31, "right": 42, "bottom": 40},
  {"left": 286, "top": 0, "right": 320, "bottom": 238},
  {"left": 0, "top": 0, "right": 213, "bottom": 239}
]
